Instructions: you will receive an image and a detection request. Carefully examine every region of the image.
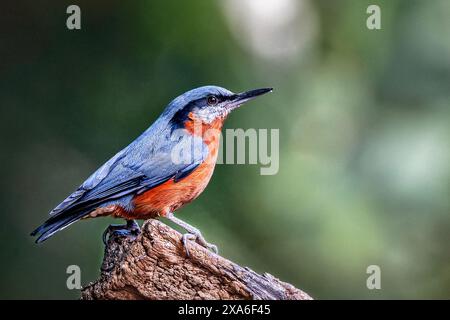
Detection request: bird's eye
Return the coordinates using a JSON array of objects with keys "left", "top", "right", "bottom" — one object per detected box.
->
[{"left": 207, "top": 95, "right": 218, "bottom": 106}]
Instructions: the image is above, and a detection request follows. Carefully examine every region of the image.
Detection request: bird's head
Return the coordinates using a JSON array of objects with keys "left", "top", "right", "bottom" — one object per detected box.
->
[{"left": 167, "top": 86, "right": 273, "bottom": 130}]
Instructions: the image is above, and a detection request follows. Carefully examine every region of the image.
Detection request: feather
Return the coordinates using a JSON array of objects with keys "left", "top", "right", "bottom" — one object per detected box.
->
[{"left": 31, "top": 131, "right": 207, "bottom": 242}]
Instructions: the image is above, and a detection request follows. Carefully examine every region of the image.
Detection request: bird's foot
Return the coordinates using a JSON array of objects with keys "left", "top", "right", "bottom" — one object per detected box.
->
[
  {"left": 165, "top": 212, "right": 218, "bottom": 257},
  {"left": 182, "top": 232, "right": 218, "bottom": 258},
  {"left": 102, "top": 220, "right": 140, "bottom": 245}
]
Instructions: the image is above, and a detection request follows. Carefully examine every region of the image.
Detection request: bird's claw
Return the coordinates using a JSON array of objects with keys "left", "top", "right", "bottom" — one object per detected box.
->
[
  {"left": 208, "top": 243, "right": 219, "bottom": 254},
  {"left": 103, "top": 229, "right": 138, "bottom": 244},
  {"left": 102, "top": 221, "right": 140, "bottom": 245},
  {"left": 182, "top": 232, "right": 218, "bottom": 257}
]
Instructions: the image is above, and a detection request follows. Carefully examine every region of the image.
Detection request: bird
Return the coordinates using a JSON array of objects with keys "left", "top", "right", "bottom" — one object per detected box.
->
[{"left": 31, "top": 85, "right": 272, "bottom": 255}]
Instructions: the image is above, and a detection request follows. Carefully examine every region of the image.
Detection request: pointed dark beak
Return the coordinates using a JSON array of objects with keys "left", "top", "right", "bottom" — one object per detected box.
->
[{"left": 227, "top": 87, "right": 273, "bottom": 110}]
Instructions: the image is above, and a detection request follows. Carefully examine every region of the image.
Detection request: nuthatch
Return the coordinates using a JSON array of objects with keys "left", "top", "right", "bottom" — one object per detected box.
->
[{"left": 31, "top": 86, "right": 272, "bottom": 255}]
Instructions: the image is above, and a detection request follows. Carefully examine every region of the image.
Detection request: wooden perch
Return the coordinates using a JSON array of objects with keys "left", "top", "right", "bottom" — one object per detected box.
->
[{"left": 81, "top": 219, "right": 312, "bottom": 300}]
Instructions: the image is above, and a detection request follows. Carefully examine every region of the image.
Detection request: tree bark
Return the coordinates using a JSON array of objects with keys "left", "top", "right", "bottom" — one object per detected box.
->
[{"left": 81, "top": 219, "right": 312, "bottom": 300}]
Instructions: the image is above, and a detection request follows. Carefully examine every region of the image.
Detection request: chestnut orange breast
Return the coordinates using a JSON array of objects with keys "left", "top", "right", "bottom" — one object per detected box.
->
[{"left": 130, "top": 116, "right": 224, "bottom": 219}]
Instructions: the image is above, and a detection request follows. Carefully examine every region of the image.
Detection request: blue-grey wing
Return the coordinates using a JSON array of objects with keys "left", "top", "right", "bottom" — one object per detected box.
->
[
  {"left": 49, "top": 148, "right": 128, "bottom": 216},
  {"left": 49, "top": 133, "right": 208, "bottom": 217}
]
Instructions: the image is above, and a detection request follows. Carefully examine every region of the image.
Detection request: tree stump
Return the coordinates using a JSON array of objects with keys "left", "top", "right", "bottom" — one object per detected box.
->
[{"left": 81, "top": 219, "right": 312, "bottom": 300}]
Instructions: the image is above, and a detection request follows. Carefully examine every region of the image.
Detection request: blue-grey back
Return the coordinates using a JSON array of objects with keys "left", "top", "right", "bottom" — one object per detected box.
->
[{"left": 48, "top": 87, "right": 225, "bottom": 216}]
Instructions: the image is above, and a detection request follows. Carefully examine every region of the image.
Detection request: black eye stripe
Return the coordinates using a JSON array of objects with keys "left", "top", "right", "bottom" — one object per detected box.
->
[
  {"left": 207, "top": 95, "right": 219, "bottom": 106},
  {"left": 170, "top": 93, "right": 229, "bottom": 129}
]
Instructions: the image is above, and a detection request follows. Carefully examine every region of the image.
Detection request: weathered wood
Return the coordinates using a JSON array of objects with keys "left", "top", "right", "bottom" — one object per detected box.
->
[{"left": 81, "top": 219, "right": 312, "bottom": 300}]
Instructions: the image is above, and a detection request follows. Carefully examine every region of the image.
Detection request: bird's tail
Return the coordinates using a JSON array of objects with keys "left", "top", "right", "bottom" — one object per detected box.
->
[{"left": 30, "top": 210, "right": 88, "bottom": 243}]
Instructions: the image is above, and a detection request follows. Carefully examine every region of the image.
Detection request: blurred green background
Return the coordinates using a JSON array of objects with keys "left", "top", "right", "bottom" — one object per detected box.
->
[{"left": 1, "top": 0, "right": 449, "bottom": 299}]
